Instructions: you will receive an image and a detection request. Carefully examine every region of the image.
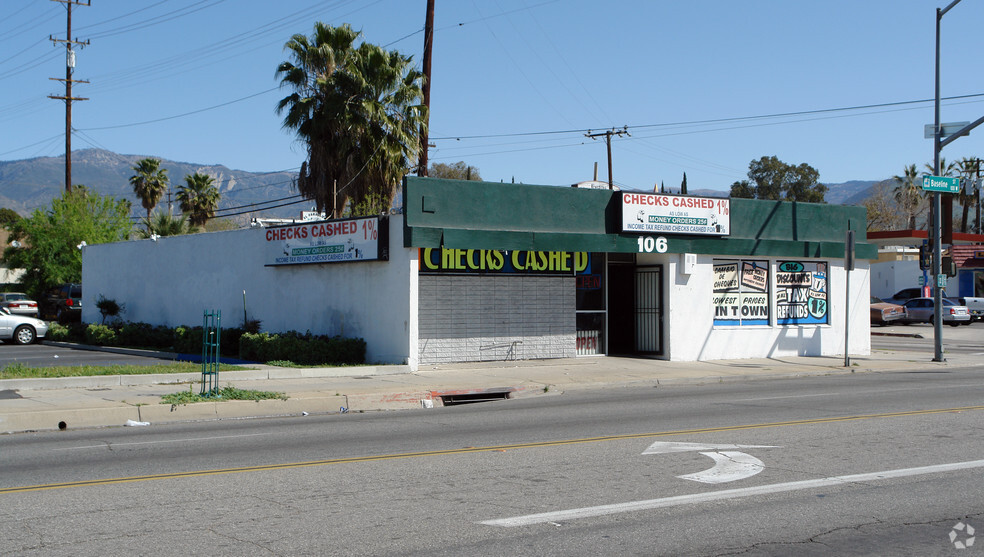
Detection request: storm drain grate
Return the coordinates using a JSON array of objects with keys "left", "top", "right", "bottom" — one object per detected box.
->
[{"left": 439, "top": 391, "right": 511, "bottom": 406}]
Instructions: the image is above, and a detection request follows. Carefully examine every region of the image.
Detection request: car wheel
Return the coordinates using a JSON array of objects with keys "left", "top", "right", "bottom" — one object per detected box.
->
[
  {"left": 13, "top": 325, "right": 36, "bottom": 345},
  {"left": 948, "top": 321, "right": 960, "bottom": 327}
]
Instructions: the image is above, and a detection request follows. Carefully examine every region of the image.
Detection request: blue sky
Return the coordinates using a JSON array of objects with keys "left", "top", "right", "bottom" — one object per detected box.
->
[{"left": 2, "top": 0, "right": 984, "bottom": 194}]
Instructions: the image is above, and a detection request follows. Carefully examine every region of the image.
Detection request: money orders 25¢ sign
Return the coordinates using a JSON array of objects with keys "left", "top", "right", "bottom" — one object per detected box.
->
[
  {"left": 264, "top": 216, "right": 388, "bottom": 266},
  {"left": 621, "top": 193, "right": 730, "bottom": 236}
]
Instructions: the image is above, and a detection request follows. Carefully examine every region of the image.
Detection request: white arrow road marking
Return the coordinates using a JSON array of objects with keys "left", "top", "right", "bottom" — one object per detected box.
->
[
  {"left": 676, "top": 451, "right": 766, "bottom": 484},
  {"left": 643, "top": 441, "right": 780, "bottom": 484},
  {"left": 642, "top": 441, "right": 779, "bottom": 455},
  {"left": 480, "top": 459, "right": 984, "bottom": 527}
]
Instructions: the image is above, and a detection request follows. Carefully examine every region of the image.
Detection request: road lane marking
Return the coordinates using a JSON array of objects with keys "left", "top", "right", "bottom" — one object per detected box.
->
[
  {"left": 642, "top": 441, "right": 779, "bottom": 455},
  {"left": 731, "top": 383, "right": 984, "bottom": 402},
  {"left": 677, "top": 451, "right": 766, "bottom": 484},
  {"left": 4, "top": 404, "right": 983, "bottom": 494},
  {"left": 643, "top": 442, "right": 779, "bottom": 484},
  {"left": 52, "top": 433, "right": 274, "bottom": 451},
  {"left": 480, "top": 459, "right": 984, "bottom": 527}
]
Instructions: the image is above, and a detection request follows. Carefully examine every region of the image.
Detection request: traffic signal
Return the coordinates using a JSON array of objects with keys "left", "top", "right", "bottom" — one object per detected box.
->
[
  {"left": 943, "top": 255, "right": 957, "bottom": 277},
  {"left": 919, "top": 244, "right": 931, "bottom": 270}
]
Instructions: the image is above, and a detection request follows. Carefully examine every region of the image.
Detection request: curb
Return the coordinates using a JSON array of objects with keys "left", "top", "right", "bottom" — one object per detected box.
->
[{"left": 870, "top": 332, "right": 924, "bottom": 339}]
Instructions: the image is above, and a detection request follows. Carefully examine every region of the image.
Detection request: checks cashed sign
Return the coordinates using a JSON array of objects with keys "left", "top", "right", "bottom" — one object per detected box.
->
[
  {"left": 264, "top": 216, "right": 389, "bottom": 266},
  {"left": 621, "top": 193, "right": 730, "bottom": 236}
]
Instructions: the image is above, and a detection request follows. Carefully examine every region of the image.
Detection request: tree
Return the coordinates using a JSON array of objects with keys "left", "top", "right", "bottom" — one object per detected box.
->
[
  {"left": 956, "top": 157, "right": 980, "bottom": 233},
  {"left": 681, "top": 172, "right": 688, "bottom": 195},
  {"left": 892, "top": 164, "right": 925, "bottom": 229},
  {"left": 741, "top": 156, "right": 826, "bottom": 203},
  {"left": 862, "top": 180, "right": 907, "bottom": 231},
  {"left": 0, "top": 208, "right": 22, "bottom": 229},
  {"left": 729, "top": 179, "right": 754, "bottom": 199},
  {"left": 135, "top": 210, "right": 192, "bottom": 239},
  {"left": 129, "top": 158, "right": 169, "bottom": 220},
  {"left": 177, "top": 172, "right": 221, "bottom": 228},
  {"left": 2, "top": 187, "right": 131, "bottom": 298},
  {"left": 276, "top": 22, "right": 427, "bottom": 218},
  {"left": 429, "top": 161, "right": 481, "bottom": 181}
]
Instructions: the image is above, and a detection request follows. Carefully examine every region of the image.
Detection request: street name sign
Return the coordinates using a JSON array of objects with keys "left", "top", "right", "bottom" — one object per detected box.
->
[
  {"left": 925, "top": 122, "right": 971, "bottom": 139},
  {"left": 923, "top": 175, "right": 960, "bottom": 193}
]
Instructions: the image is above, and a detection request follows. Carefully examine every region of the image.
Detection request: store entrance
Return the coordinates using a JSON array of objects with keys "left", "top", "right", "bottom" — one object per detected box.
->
[
  {"left": 607, "top": 260, "right": 663, "bottom": 356},
  {"left": 606, "top": 258, "right": 664, "bottom": 355}
]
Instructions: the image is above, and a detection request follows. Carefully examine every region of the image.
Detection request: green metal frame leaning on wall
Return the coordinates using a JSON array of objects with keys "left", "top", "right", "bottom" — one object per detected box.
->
[{"left": 402, "top": 176, "right": 877, "bottom": 260}]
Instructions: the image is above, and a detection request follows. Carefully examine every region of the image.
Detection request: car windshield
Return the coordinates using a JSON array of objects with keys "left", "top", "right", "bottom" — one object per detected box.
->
[
  {"left": 871, "top": 297, "right": 883, "bottom": 303},
  {"left": 69, "top": 286, "right": 81, "bottom": 297},
  {"left": 4, "top": 294, "right": 27, "bottom": 301},
  {"left": 942, "top": 299, "right": 957, "bottom": 306}
]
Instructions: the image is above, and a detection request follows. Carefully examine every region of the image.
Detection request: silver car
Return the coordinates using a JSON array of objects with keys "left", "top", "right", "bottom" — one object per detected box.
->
[
  {"left": 901, "top": 297, "right": 971, "bottom": 326},
  {"left": 0, "top": 307, "right": 48, "bottom": 344},
  {"left": 0, "top": 292, "right": 39, "bottom": 317}
]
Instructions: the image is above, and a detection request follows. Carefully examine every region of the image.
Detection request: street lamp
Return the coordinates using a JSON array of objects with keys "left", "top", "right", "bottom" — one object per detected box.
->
[{"left": 930, "top": 0, "right": 984, "bottom": 361}]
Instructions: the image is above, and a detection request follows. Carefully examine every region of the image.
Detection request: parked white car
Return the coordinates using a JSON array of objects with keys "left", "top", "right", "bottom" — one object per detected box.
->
[
  {"left": 958, "top": 297, "right": 984, "bottom": 321},
  {"left": 0, "top": 307, "right": 48, "bottom": 344},
  {"left": 0, "top": 292, "right": 39, "bottom": 317},
  {"left": 901, "top": 297, "right": 971, "bottom": 326}
]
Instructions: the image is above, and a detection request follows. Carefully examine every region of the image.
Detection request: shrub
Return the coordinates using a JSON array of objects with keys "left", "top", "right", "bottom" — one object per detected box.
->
[
  {"left": 95, "top": 296, "right": 125, "bottom": 325},
  {"left": 173, "top": 325, "right": 242, "bottom": 358},
  {"left": 48, "top": 322, "right": 86, "bottom": 342},
  {"left": 239, "top": 331, "right": 365, "bottom": 365},
  {"left": 84, "top": 323, "right": 117, "bottom": 346},
  {"left": 173, "top": 326, "right": 202, "bottom": 355},
  {"left": 117, "top": 322, "right": 173, "bottom": 350}
]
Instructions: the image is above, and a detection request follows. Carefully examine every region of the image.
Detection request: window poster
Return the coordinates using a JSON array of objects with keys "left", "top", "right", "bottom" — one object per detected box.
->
[
  {"left": 775, "top": 261, "right": 829, "bottom": 325},
  {"left": 713, "top": 260, "right": 769, "bottom": 326}
]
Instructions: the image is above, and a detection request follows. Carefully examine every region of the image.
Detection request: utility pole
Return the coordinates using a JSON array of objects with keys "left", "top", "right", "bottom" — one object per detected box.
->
[
  {"left": 585, "top": 126, "right": 630, "bottom": 190},
  {"left": 417, "top": 0, "right": 435, "bottom": 177},
  {"left": 48, "top": 0, "right": 90, "bottom": 194}
]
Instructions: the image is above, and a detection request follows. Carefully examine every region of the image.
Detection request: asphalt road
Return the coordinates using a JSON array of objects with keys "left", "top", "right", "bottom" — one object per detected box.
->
[
  {"left": 3, "top": 365, "right": 984, "bottom": 555},
  {"left": 0, "top": 343, "right": 178, "bottom": 368},
  {"left": 872, "top": 321, "right": 983, "bottom": 355}
]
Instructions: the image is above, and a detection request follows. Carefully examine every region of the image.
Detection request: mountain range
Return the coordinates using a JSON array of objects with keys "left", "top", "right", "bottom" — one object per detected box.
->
[
  {"left": 0, "top": 148, "right": 884, "bottom": 220},
  {"left": 0, "top": 149, "right": 302, "bottom": 221}
]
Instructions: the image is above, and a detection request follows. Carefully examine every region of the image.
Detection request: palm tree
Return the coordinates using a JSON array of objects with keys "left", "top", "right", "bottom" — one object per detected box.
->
[
  {"left": 135, "top": 210, "right": 190, "bottom": 239},
  {"left": 276, "top": 23, "right": 426, "bottom": 218},
  {"left": 177, "top": 172, "right": 220, "bottom": 228},
  {"left": 344, "top": 42, "right": 428, "bottom": 215},
  {"left": 276, "top": 23, "right": 360, "bottom": 218},
  {"left": 893, "top": 164, "right": 924, "bottom": 229},
  {"left": 129, "top": 158, "right": 169, "bottom": 220},
  {"left": 956, "top": 157, "right": 980, "bottom": 232},
  {"left": 924, "top": 156, "right": 957, "bottom": 177}
]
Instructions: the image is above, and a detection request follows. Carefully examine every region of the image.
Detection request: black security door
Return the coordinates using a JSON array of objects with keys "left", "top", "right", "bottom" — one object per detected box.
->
[{"left": 634, "top": 266, "right": 663, "bottom": 354}]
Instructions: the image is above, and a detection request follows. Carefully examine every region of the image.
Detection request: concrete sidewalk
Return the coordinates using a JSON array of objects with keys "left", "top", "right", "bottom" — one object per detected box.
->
[{"left": 1, "top": 348, "right": 980, "bottom": 434}]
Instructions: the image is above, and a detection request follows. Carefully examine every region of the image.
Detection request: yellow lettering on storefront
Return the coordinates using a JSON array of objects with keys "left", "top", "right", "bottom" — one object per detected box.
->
[
  {"left": 575, "top": 252, "right": 588, "bottom": 272},
  {"left": 421, "top": 248, "right": 439, "bottom": 270}
]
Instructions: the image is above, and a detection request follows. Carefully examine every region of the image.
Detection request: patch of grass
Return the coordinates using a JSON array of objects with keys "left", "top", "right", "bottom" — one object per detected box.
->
[
  {"left": 265, "top": 360, "right": 365, "bottom": 368},
  {"left": 0, "top": 362, "right": 246, "bottom": 379},
  {"left": 162, "top": 385, "right": 288, "bottom": 405}
]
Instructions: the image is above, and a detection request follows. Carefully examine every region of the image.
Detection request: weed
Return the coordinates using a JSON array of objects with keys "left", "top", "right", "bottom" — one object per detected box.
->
[{"left": 161, "top": 386, "right": 287, "bottom": 405}]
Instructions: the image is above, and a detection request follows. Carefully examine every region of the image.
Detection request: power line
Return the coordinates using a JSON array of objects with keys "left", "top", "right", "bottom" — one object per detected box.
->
[
  {"left": 431, "top": 92, "right": 984, "bottom": 141},
  {"left": 78, "top": 87, "right": 279, "bottom": 130}
]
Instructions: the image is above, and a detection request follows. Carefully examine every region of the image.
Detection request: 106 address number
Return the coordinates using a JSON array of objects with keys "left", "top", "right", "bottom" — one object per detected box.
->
[{"left": 636, "top": 236, "right": 668, "bottom": 253}]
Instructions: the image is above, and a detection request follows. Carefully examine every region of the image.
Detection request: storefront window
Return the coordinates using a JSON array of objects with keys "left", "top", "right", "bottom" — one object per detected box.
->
[
  {"left": 576, "top": 313, "right": 604, "bottom": 355},
  {"left": 713, "top": 260, "right": 769, "bottom": 326},
  {"left": 775, "top": 261, "right": 829, "bottom": 325},
  {"left": 576, "top": 253, "right": 606, "bottom": 355},
  {"left": 576, "top": 253, "right": 605, "bottom": 310}
]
